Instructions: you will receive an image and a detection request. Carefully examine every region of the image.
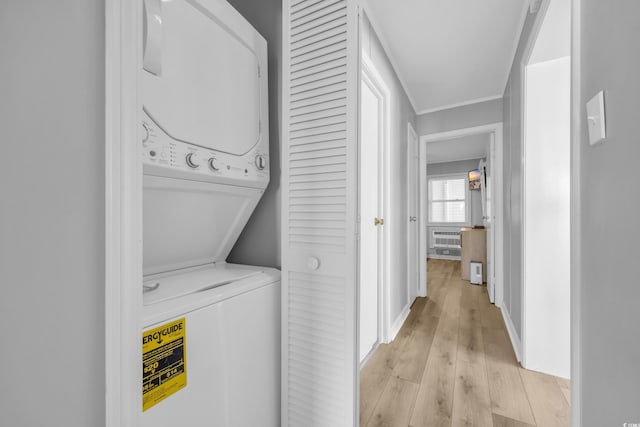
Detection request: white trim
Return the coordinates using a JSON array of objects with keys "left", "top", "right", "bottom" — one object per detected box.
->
[
  {"left": 421, "top": 123, "right": 502, "bottom": 143},
  {"left": 520, "top": 0, "right": 551, "bottom": 68},
  {"left": 407, "top": 122, "right": 426, "bottom": 299},
  {"left": 420, "top": 122, "right": 504, "bottom": 308},
  {"left": 570, "top": 0, "right": 582, "bottom": 424},
  {"left": 419, "top": 133, "right": 429, "bottom": 297},
  {"left": 359, "top": 343, "right": 380, "bottom": 369},
  {"left": 519, "top": 0, "right": 551, "bottom": 371},
  {"left": 427, "top": 153, "right": 492, "bottom": 165},
  {"left": 105, "top": 1, "right": 142, "bottom": 426},
  {"left": 361, "top": 53, "right": 393, "bottom": 345},
  {"left": 501, "top": 1, "right": 532, "bottom": 96},
  {"left": 501, "top": 306, "right": 523, "bottom": 362},
  {"left": 359, "top": 2, "right": 418, "bottom": 113},
  {"left": 416, "top": 94, "right": 504, "bottom": 117},
  {"left": 281, "top": 2, "right": 291, "bottom": 422},
  {"left": 388, "top": 305, "right": 411, "bottom": 343}
]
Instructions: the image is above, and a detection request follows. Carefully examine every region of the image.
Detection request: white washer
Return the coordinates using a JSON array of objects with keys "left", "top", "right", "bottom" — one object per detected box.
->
[
  {"left": 142, "top": 265, "right": 280, "bottom": 427},
  {"left": 139, "top": 0, "right": 279, "bottom": 425}
]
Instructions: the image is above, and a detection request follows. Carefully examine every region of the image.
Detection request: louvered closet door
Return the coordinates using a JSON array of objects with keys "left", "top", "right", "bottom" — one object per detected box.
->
[{"left": 282, "top": 0, "right": 359, "bottom": 426}]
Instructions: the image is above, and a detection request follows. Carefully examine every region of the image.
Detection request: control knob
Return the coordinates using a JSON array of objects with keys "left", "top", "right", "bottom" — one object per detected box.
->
[
  {"left": 208, "top": 157, "right": 220, "bottom": 171},
  {"left": 255, "top": 155, "right": 267, "bottom": 170},
  {"left": 185, "top": 152, "right": 200, "bottom": 169},
  {"left": 142, "top": 123, "right": 150, "bottom": 143}
]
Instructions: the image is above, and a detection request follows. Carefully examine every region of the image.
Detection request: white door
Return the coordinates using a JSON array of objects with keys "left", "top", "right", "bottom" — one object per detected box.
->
[
  {"left": 483, "top": 154, "right": 495, "bottom": 303},
  {"left": 407, "top": 124, "right": 420, "bottom": 303},
  {"left": 282, "top": 0, "right": 360, "bottom": 426},
  {"left": 359, "top": 79, "right": 381, "bottom": 363}
]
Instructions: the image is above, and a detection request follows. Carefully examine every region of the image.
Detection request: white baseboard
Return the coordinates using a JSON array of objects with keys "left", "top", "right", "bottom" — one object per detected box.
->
[
  {"left": 388, "top": 305, "right": 410, "bottom": 343},
  {"left": 359, "top": 342, "right": 379, "bottom": 369},
  {"left": 500, "top": 306, "right": 522, "bottom": 362}
]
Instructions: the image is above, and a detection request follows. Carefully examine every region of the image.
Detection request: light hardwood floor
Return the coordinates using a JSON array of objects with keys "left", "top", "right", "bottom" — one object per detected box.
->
[{"left": 360, "top": 259, "right": 570, "bottom": 427}]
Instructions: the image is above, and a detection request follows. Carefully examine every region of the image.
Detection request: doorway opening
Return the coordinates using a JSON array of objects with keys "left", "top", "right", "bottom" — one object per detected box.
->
[
  {"left": 419, "top": 123, "right": 504, "bottom": 306},
  {"left": 521, "top": 0, "right": 571, "bottom": 379},
  {"left": 358, "top": 54, "right": 391, "bottom": 365}
]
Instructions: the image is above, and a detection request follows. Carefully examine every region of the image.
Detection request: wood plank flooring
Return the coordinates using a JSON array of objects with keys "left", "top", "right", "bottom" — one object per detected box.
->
[{"left": 360, "top": 259, "right": 570, "bottom": 427}]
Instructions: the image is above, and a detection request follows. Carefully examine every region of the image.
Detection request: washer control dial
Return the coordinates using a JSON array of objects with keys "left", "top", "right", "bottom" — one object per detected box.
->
[
  {"left": 142, "top": 123, "right": 150, "bottom": 142},
  {"left": 185, "top": 152, "right": 200, "bottom": 169},
  {"left": 255, "top": 155, "right": 266, "bottom": 170},
  {"left": 208, "top": 157, "right": 220, "bottom": 171}
]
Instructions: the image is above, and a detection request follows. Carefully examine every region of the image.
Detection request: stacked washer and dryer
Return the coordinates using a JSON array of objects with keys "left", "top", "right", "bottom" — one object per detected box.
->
[{"left": 139, "top": 0, "right": 279, "bottom": 426}]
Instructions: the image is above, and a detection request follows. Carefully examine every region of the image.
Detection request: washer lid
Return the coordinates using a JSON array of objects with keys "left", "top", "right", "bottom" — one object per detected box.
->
[
  {"left": 142, "top": 0, "right": 265, "bottom": 155},
  {"left": 142, "top": 175, "right": 263, "bottom": 276},
  {"left": 143, "top": 263, "right": 264, "bottom": 306}
]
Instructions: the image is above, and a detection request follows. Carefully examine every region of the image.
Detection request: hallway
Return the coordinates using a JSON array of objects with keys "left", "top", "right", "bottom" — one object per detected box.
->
[{"left": 360, "top": 259, "right": 570, "bottom": 427}]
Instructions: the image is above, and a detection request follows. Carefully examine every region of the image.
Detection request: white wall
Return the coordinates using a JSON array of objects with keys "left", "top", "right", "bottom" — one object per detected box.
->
[
  {"left": 361, "top": 11, "right": 417, "bottom": 331},
  {"left": 0, "top": 1, "right": 105, "bottom": 425},
  {"left": 524, "top": 57, "right": 571, "bottom": 378}
]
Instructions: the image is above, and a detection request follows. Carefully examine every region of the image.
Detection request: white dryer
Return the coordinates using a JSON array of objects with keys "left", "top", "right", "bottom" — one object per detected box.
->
[{"left": 139, "top": 0, "right": 279, "bottom": 426}]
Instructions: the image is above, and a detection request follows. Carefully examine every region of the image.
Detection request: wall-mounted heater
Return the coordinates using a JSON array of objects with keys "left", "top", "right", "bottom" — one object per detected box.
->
[{"left": 431, "top": 230, "right": 461, "bottom": 258}]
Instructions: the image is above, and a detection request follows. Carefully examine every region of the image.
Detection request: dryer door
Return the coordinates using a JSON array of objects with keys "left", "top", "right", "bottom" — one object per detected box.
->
[{"left": 142, "top": 0, "right": 265, "bottom": 156}]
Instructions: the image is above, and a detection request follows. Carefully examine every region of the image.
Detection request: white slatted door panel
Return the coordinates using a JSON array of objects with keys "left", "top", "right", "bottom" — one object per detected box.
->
[{"left": 282, "top": 0, "right": 359, "bottom": 426}]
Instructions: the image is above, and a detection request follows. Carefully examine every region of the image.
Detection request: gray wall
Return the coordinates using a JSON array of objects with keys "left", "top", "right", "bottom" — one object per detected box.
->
[
  {"left": 501, "top": 10, "right": 539, "bottom": 341},
  {"left": 417, "top": 98, "right": 503, "bottom": 136},
  {"left": 0, "top": 1, "right": 106, "bottom": 426},
  {"left": 227, "top": 0, "right": 282, "bottom": 269},
  {"left": 362, "top": 12, "right": 418, "bottom": 324},
  {"left": 579, "top": 1, "right": 640, "bottom": 424},
  {"left": 427, "top": 159, "right": 485, "bottom": 256}
]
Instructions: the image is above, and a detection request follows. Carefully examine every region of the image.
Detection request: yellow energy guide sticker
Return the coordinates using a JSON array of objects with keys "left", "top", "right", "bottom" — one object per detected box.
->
[{"left": 142, "top": 317, "right": 187, "bottom": 411}]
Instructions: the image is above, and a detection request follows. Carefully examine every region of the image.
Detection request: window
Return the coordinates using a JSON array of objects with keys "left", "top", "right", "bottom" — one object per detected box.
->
[{"left": 428, "top": 175, "right": 468, "bottom": 224}]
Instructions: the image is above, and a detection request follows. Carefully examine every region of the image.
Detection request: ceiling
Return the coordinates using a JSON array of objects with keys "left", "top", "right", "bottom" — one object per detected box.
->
[
  {"left": 363, "top": 0, "right": 529, "bottom": 114},
  {"left": 426, "top": 133, "right": 490, "bottom": 164}
]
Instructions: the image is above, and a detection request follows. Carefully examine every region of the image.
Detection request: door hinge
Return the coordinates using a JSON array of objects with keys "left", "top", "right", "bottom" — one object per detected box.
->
[{"left": 258, "top": 65, "right": 261, "bottom": 78}]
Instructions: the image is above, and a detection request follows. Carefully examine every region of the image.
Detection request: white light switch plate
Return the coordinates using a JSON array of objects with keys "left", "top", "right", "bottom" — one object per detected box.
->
[{"left": 586, "top": 91, "right": 606, "bottom": 145}]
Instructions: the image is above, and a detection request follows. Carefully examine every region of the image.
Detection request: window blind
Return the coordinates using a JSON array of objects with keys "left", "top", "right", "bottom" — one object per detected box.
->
[{"left": 429, "top": 177, "right": 467, "bottom": 223}]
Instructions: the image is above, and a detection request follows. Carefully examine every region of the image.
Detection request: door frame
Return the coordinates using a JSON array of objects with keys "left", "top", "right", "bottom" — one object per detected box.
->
[
  {"left": 520, "top": 0, "right": 572, "bottom": 378},
  {"left": 570, "top": 0, "right": 582, "bottom": 423},
  {"left": 105, "top": 0, "right": 143, "bottom": 426},
  {"left": 520, "top": 0, "right": 580, "bottom": 414},
  {"left": 419, "top": 122, "right": 504, "bottom": 307},
  {"left": 360, "top": 53, "right": 392, "bottom": 344},
  {"left": 519, "top": 0, "right": 548, "bottom": 374},
  {"left": 407, "top": 122, "right": 426, "bottom": 299}
]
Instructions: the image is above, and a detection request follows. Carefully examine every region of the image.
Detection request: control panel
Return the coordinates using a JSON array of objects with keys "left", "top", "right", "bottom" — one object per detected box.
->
[{"left": 141, "top": 112, "right": 269, "bottom": 188}]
